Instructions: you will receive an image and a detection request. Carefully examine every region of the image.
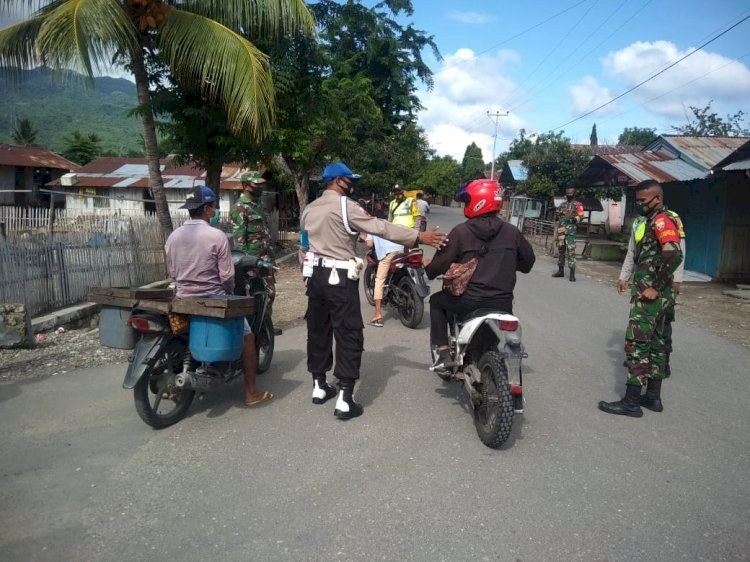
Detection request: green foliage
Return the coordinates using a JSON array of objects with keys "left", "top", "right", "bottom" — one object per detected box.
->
[
  {"left": 590, "top": 123, "right": 598, "bottom": 146},
  {"left": 10, "top": 117, "right": 39, "bottom": 146},
  {"left": 672, "top": 101, "right": 750, "bottom": 136},
  {"left": 617, "top": 126, "right": 657, "bottom": 147},
  {"left": 0, "top": 67, "right": 142, "bottom": 154},
  {"left": 460, "top": 142, "right": 485, "bottom": 184},
  {"left": 493, "top": 128, "right": 533, "bottom": 174},
  {"left": 61, "top": 129, "right": 102, "bottom": 165},
  {"left": 413, "top": 155, "right": 461, "bottom": 197},
  {"left": 520, "top": 132, "right": 590, "bottom": 198}
]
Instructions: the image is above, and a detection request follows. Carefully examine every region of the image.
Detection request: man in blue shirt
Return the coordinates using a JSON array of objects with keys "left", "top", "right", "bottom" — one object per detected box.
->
[{"left": 364, "top": 234, "right": 403, "bottom": 326}]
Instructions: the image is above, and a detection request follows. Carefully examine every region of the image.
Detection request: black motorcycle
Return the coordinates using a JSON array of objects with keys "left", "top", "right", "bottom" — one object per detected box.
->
[
  {"left": 123, "top": 251, "right": 275, "bottom": 429},
  {"left": 363, "top": 248, "right": 430, "bottom": 328}
]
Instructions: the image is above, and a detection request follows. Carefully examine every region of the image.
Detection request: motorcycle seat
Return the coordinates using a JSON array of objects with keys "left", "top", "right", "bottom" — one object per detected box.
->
[{"left": 454, "top": 308, "right": 511, "bottom": 323}]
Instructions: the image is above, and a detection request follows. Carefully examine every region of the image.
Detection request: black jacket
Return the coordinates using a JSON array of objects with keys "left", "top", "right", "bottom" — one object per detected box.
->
[{"left": 425, "top": 214, "right": 535, "bottom": 302}]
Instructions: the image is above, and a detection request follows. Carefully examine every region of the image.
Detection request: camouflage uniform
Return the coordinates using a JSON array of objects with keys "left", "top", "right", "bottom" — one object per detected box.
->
[
  {"left": 624, "top": 206, "right": 683, "bottom": 386},
  {"left": 556, "top": 199, "right": 583, "bottom": 269},
  {"left": 230, "top": 193, "right": 274, "bottom": 260}
]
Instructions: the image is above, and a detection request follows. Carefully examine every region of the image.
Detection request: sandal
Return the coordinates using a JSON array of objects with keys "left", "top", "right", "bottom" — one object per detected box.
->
[
  {"left": 245, "top": 391, "right": 273, "bottom": 407},
  {"left": 368, "top": 318, "right": 384, "bottom": 327}
]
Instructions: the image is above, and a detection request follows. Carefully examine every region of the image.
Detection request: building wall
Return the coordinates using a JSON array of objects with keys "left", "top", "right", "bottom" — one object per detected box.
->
[
  {"left": 0, "top": 165, "right": 14, "bottom": 205},
  {"left": 63, "top": 187, "right": 240, "bottom": 215},
  {"left": 718, "top": 174, "right": 750, "bottom": 281}
]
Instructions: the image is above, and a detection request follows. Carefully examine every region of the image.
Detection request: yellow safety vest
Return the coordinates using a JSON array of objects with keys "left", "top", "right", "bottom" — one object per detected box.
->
[
  {"left": 390, "top": 198, "right": 416, "bottom": 228},
  {"left": 633, "top": 210, "right": 685, "bottom": 243}
]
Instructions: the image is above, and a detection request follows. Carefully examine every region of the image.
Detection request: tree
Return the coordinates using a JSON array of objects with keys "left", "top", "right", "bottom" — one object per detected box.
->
[
  {"left": 0, "top": 1, "right": 315, "bottom": 236},
  {"left": 413, "top": 155, "right": 461, "bottom": 198},
  {"left": 520, "top": 132, "right": 590, "bottom": 198},
  {"left": 460, "top": 142, "right": 485, "bottom": 184},
  {"left": 61, "top": 130, "right": 102, "bottom": 165},
  {"left": 590, "top": 123, "right": 598, "bottom": 146},
  {"left": 672, "top": 101, "right": 750, "bottom": 136},
  {"left": 11, "top": 118, "right": 39, "bottom": 146},
  {"left": 617, "top": 127, "right": 657, "bottom": 147}
]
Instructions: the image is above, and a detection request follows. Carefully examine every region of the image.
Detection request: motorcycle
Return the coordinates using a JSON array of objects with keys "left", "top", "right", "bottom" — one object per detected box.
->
[
  {"left": 363, "top": 248, "right": 430, "bottom": 328},
  {"left": 430, "top": 308, "right": 527, "bottom": 449},
  {"left": 123, "top": 251, "right": 275, "bottom": 429}
]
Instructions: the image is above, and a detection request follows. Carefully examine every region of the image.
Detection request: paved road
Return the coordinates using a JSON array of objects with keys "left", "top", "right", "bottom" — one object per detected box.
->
[{"left": 2, "top": 205, "right": 748, "bottom": 561}]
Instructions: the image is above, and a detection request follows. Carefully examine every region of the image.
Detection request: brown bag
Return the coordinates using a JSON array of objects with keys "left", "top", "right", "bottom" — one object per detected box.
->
[{"left": 442, "top": 257, "right": 478, "bottom": 296}]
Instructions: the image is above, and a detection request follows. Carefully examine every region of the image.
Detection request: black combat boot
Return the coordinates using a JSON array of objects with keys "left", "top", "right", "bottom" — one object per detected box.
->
[
  {"left": 334, "top": 379, "right": 363, "bottom": 420},
  {"left": 664, "top": 353, "right": 671, "bottom": 378},
  {"left": 552, "top": 266, "right": 565, "bottom": 278},
  {"left": 640, "top": 378, "right": 663, "bottom": 412},
  {"left": 598, "top": 385, "right": 643, "bottom": 418},
  {"left": 569, "top": 267, "right": 576, "bottom": 282},
  {"left": 311, "top": 374, "right": 337, "bottom": 405}
]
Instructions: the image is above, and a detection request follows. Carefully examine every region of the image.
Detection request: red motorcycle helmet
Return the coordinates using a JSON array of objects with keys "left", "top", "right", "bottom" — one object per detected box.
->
[{"left": 458, "top": 179, "right": 503, "bottom": 218}]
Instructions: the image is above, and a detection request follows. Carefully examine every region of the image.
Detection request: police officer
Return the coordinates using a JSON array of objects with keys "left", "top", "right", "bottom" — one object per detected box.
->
[
  {"left": 301, "top": 162, "right": 447, "bottom": 420},
  {"left": 388, "top": 185, "right": 419, "bottom": 228},
  {"left": 553, "top": 187, "right": 584, "bottom": 281},
  {"left": 599, "top": 180, "right": 683, "bottom": 417}
]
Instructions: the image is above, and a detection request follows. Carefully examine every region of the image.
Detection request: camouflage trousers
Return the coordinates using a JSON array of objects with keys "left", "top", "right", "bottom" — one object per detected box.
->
[
  {"left": 557, "top": 240, "right": 576, "bottom": 269},
  {"left": 624, "top": 293, "right": 674, "bottom": 386}
]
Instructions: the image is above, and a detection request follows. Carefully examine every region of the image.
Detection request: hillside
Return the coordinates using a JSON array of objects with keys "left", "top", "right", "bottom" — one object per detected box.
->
[{"left": 0, "top": 67, "right": 143, "bottom": 155}]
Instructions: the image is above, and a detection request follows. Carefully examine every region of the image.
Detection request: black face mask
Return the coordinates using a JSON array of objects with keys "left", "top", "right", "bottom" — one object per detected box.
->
[
  {"left": 339, "top": 179, "right": 355, "bottom": 196},
  {"left": 566, "top": 195, "right": 574, "bottom": 201},
  {"left": 638, "top": 195, "right": 658, "bottom": 216}
]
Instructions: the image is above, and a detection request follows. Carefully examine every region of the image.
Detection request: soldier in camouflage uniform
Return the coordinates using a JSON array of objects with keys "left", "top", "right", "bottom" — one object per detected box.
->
[
  {"left": 230, "top": 173, "right": 278, "bottom": 328},
  {"left": 599, "top": 180, "right": 683, "bottom": 418},
  {"left": 230, "top": 173, "right": 274, "bottom": 261},
  {"left": 552, "top": 187, "right": 584, "bottom": 282}
]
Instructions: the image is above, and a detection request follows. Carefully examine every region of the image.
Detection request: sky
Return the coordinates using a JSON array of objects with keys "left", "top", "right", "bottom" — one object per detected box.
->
[
  {"left": 393, "top": 0, "right": 750, "bottom": 161},
  {"left": 2, "top": 1, "right": 749, "bottom": 163}
]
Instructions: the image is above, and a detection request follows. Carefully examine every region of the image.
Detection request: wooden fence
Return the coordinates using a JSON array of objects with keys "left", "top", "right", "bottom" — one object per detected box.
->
[
  {"left": 0, "top": 215, "right": 169, "bottom": 317},
  {"left": 522, "top": 218, "right": 556, "bottom": 254}
]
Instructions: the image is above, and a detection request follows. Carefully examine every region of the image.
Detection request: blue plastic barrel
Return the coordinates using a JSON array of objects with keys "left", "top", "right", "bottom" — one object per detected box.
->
[{"left": 189, "top": 315, "right": 244, "bottom": 362}]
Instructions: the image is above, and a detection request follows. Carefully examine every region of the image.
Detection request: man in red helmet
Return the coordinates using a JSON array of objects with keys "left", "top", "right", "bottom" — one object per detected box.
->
[{"left": 425, "top": 179, "right": 536, "bottom": 370}]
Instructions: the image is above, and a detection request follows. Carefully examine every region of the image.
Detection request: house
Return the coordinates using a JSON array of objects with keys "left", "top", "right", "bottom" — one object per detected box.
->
[
  {"left": 45, "top": 157, "right": 258, "bottom": 214},
  {"left": 575, "top": 135, "right": 750, "bottom": 281},
  {"left": 0, "top": 144, "right": 79, "bottom": 206}
]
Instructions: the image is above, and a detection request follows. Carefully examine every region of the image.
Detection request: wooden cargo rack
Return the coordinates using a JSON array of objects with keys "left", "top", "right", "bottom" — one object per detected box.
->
[{"left": 89, "top": 287, "right": 254, "bottom": 319}]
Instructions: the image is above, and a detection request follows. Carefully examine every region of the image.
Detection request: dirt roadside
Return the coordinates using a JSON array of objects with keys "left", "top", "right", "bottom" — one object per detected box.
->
[
  {"left": 539, "top": 245, "right": 750, "bottom": 349},
  {"left": 2, "top": 244, "right": 747, "bottom": 382}
]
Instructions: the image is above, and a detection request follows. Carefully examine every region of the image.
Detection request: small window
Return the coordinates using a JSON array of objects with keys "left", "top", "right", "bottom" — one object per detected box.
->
[{"left": 93, "top": 188, "right": 110, "bottom": 208}]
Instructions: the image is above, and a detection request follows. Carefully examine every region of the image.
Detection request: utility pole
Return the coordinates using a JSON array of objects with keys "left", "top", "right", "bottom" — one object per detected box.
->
[{"left": 487, "top": 110, "right": 509, "bottom": 181}]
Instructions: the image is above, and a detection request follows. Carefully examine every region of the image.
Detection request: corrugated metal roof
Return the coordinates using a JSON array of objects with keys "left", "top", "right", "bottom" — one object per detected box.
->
[
  {"left": 653, "top": 135, "right": 750, "bottom": 170},
  {"left": 506, "top": 160, "right": 528, "bottom": 181},
  {"left": 0, "top": 143, "right": 81, "bottom": 170},
  {"left": 46, "top": 157, "right": 252, "bottom": 191},
  {"left": 723, "top": 158, "right": 750, "bottom": 171},
  {"left": 597, "top": 151, "right": 708, "bottom": 184},
  {"left": 571, "top": 144, "right": 643, "bottom": 156}
]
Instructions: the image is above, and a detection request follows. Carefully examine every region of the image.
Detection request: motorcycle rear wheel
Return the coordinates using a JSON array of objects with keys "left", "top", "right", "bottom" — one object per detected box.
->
[
  {"left": 256, "top": 315, "right": 275, "bottom": 374},
  {"left": 133, "top": 340, "right": 195, "bottom": 429},
  {"left": 396, "top": 277, "right": 424, "bottom": 329},
  {"left": 474, "top": 350, "right": 514, "bottom": 448},
  {"left": 363, "top": 265, "right": 376, "bottom": 306}
]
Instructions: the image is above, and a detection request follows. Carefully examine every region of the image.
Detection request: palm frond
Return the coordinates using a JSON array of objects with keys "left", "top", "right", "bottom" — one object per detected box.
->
[
  {"left": 176, "top": 0, "right": 316, "bottom": 39},
  {"left": 35, "top": 0, "right": 137, "bottom": 79},
  {"left": 158, "top": 9, "right": 276, "bottom": 141},
  {"left": 0, "top": 17, "right": 45, "bottom": 74}
]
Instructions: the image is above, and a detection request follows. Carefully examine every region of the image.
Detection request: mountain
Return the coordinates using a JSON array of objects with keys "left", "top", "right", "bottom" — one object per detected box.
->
[{"left": 0, "top": 67, "right": 143, "bottom": 155}]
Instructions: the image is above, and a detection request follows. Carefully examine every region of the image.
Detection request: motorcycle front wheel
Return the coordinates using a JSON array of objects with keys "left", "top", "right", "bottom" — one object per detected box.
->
[
  {"left": 133, "top": 340, "right": 195, "bottom": 429},
  {"left": 396, "top": 277, "right": 424, "bottom": 329},
  {"left": 256, "top": 315, "right": 275, "bottom": 374},
  {"left": 363, "top": 265, "right": 376, "bottom": 306},
  {"left": 474, "top": 350, "right": 514, "bottom": 448}
]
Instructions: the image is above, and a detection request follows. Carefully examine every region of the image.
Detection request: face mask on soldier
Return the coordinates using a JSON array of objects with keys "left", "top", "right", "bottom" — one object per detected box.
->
[{"left": 638, "top": 195, "right": 658, "bottom": 216}]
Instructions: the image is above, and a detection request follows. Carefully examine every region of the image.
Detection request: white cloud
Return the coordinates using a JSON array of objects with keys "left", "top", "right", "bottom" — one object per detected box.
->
[
  {"left": 418, "top": 48, "right": 527, "bottom": 160},
  {"left": 569, "top": 76, "right": 617, "bottom": 114},
  {"left": 447, "top": 10, "right": 497, "bottom": 25},
  {"left": 602, "top": 41, "right": 750, "bottom": 118}
]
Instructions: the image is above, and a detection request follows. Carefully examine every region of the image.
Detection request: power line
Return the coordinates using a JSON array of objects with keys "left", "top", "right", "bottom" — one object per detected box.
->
[
  {"left": 547, "top": 13, "right": 750, "bottom": 132},
  {"left": 433, "top": 0, "right": 592, "bottom": 76}
]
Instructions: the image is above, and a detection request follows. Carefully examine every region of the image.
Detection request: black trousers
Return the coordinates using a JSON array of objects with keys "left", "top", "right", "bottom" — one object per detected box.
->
[
  {"left": 306, "top": 266, "right": 364, "bottom": 381},
  {"left": 429, "top": 291, "right": 513, "bottom": 347}
]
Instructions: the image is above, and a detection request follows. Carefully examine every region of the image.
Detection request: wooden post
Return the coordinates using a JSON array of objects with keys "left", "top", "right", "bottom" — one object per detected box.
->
[{"left": 48, "top": 194, "right": 55, "bottom": 237}]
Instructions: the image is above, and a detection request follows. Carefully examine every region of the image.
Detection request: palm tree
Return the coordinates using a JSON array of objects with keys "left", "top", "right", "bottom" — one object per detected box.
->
[
  {"left": 0, "top": 1, "right": 315, "bottom": 236},
  {"left": 11, "top": 117, "right": 39, "bottom": 146}
]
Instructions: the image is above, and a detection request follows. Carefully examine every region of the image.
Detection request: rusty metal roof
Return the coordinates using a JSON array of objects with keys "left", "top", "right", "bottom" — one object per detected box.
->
[
  {"left": 0, "top": 144, "right": 80, "bottom": 170},
  {"left": 571, "top": 144, "right": 643, "bottom": 156},
  {"left": 647, "top": 135, "right": 750, "bottom": 170},
  {"left": 46, "top": 157, "right": 250, "bottom": 190}
]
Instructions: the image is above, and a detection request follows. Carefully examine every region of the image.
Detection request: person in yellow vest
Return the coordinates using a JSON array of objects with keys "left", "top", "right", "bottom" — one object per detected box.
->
[{"left": 388, "top": 185, "right": 419, "bottom": 228}]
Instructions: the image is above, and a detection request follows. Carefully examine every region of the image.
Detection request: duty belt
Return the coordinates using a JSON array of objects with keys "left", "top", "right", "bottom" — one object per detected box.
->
[{"left": 314, "top": 257, "right": 351, "bottom": 269}]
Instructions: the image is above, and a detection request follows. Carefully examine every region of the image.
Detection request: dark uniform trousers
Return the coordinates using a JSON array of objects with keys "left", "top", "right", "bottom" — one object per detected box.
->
[{"left": 306, "top": 265, "right": 364, "bottom": 381}]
